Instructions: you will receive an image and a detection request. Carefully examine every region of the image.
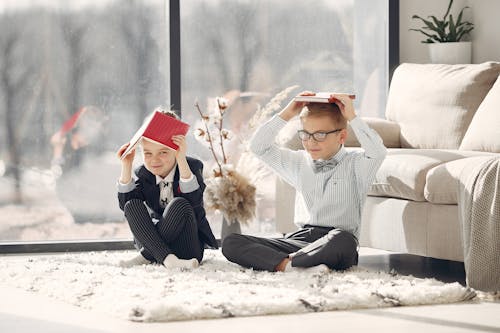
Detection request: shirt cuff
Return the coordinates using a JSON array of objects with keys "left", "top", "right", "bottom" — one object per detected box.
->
[
  {"left": 117, "top": 179, "right": 136, "bottom": 193},
  {"left": 179, "top": 174, "right": 199, "bottom": 193},
  {"left": 349, "top": 115, "right": 360, "bottom": 125}
]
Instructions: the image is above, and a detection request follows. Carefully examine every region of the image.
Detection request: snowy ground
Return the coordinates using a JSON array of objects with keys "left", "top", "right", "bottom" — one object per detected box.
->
[
  {"left": 0, "top": 178, "right": 132, "bottom": 242},
  {"left": 0, "top": 153, "right": 276, "bottom": 242}
]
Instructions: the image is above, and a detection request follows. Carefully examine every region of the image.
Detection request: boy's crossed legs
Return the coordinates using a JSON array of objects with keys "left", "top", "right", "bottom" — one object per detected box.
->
[
  {"left": 121, "top": 197, "right": 203, "bottom": 269},
  {"left": 222, "top": 226, "right": 358, "bottom": 272}
]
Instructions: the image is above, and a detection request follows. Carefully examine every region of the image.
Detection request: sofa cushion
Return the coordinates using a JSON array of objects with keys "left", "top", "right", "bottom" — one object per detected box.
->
[
  {"left": 425, "top": 155, "right": 497, "bottom": 204},
  {"left": 367, "top": 149, "right": 489, "bottom": 202},
  {"left": 386, "top": 62, "right": 500, "bottom": 149},
  {"left": 460, "top": 75, "right": 500, "bottom": 153},
  {"left": 345, "top": 117, "right": 401, "bottom": 148}
]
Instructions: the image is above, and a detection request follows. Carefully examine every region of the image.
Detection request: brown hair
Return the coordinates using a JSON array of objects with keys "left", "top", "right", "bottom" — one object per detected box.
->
[{"left": 299, "top": 102, "right": 347, "bottom": 128}]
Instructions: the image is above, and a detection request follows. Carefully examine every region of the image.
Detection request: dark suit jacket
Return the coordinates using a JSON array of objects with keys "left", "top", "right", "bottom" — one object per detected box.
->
[{"left": 117, "top": 157, "right": 218, "bottom": 249}]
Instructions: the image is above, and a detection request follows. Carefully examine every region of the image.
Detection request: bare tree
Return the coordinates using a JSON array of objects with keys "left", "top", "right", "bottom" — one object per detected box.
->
[
  {"left": 183, "top": 1, "right": 351, "bottom": 98},
  {"left": 233, "top": 3, "right": 262, "bottom": 92},
  {"left": 118, "top": 0, "right": 163, "bottom": 123},
  {"left": 0, "top": 15, "right": 35, "bottom": 203},
  {"left": 59, "top": 12, "right": 94, "bottom": 121},
  {"left": 188, "top": 1, "right": 263, "bottom": 93}
]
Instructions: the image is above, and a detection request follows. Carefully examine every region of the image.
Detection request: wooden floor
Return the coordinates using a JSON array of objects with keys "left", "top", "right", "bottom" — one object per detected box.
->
[{"left": 358, "top": 250, "right": 466, "bottom": 285}]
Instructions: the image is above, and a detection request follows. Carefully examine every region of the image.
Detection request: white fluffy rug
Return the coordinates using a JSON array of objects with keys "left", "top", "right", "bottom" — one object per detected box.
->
[{"left": 0, "top": 250, "right": 477, "bottom": 322}]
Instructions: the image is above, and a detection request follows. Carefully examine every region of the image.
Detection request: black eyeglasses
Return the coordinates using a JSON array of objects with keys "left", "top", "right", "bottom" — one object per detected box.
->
[{"left": 297, "top": 129, "right": 344, "bottom": 142}]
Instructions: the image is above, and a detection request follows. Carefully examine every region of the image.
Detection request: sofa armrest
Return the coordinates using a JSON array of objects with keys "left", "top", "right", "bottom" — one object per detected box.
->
[{"left": 345, "top": 117, "right": 401, "bottom": 148}]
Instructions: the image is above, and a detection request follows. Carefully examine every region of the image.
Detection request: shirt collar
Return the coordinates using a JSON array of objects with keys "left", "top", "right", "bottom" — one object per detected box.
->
[
  {"left": 329, "top": 146, "right": 347, "bottom": 164},
  {"left": 314, "top": 146, "right": 347, "bottom": 164},
  {"left": 155, "top": 164, "right": 176, "bottom": 185}
]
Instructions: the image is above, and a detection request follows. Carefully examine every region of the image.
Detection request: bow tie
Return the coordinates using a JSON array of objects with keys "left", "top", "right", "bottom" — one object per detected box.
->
[
  {"left": 159, "top": 181, "right": 172, "bottom": 207},
  {"left": 313, "top": 158, "right": 338, "bottom": 173}
]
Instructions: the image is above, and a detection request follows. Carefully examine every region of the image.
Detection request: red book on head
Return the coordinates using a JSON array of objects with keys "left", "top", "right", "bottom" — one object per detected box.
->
[{"left": 121, "top": 111, "right": 190, "bottom": 159}]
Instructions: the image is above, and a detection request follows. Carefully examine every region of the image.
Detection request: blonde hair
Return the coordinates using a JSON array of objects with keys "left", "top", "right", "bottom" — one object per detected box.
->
[
  {"left": 299, "top": 103, "right": 347, "bottom": 128},
  {"left": 153, "top": 106, "right": 180, "bottom": 120}
]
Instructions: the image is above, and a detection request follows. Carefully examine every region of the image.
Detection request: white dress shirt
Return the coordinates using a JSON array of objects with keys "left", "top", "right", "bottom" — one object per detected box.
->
[
  {"left": 156, "top": 167, "right": 176, "bottom": 208},
  {"left": 249, "top": 114, "right": 387, "bottom": 238}
]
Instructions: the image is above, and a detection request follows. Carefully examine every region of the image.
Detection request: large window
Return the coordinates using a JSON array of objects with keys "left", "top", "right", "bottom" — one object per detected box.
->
[
  {"left": 0, "top": 0, "right": 168, "bottom": 243},
  {"left": 180, "top": 0, "right": 392, "bottom": 236},
  {"left": 0, "top": 0, "right": 395, "bottom": 248}
]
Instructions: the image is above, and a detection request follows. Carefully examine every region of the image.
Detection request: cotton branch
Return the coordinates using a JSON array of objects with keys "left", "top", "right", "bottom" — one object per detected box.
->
[{"left": 195, "top": 101, "right": 223, "bottom": 175}]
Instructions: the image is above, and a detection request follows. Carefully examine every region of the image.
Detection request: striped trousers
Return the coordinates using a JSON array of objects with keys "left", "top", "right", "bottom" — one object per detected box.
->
[{"left": 124, "top": 198, "right": 204, "bottom": 264}]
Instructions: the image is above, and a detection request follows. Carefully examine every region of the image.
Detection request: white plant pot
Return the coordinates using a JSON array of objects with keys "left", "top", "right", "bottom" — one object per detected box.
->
[{"left": 428, "top": 41, "right": 472, "bottom": 64}]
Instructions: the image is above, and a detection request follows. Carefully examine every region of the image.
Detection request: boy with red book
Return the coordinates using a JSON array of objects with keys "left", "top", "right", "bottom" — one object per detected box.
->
[{"left": 117, "top": 107, "right": 218, "bottom": 269}]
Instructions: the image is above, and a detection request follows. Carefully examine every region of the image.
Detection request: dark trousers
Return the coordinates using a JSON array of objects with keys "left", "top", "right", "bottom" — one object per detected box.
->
[
  {"left": 222, "top": 225, "right": 358, "bottom": 271},
  {"left": 124, "top": 198, "right": 204, "bottom": 264}
]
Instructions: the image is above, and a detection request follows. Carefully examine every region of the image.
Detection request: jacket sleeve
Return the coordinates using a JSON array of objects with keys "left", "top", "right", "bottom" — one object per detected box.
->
[
  {"left": 179, "top": 159, "right": 205, "bottom": 208},
  {"left": 117, "top": 174, "right": 145, "bottom": 211}
]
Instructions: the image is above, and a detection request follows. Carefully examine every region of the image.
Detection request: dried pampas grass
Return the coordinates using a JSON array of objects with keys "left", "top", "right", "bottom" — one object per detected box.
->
[
  {"left": 197, "top": 87, "right": 299, "bottom": 226},
  {"left": 204, "top": 168, "right": 256, "bottom": 225}
]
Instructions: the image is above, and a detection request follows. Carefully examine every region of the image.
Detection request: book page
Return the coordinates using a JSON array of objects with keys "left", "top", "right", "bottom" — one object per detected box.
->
[
  {"left": 294, "top": 92, "right": 355, "bottom": 103},
  {"left": 120, "top": 120, "right": 150, "bottom": 159}
]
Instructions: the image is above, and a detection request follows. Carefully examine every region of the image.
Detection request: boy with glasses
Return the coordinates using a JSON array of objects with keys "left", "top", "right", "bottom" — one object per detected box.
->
[{"left": 222, "top": 92, "right": 386, "bottom": 272}]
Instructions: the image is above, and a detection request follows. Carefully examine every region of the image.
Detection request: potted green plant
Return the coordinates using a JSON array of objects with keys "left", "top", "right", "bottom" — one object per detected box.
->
[{"left": 410, "top": 0, "right": 474, "bottom": 64}]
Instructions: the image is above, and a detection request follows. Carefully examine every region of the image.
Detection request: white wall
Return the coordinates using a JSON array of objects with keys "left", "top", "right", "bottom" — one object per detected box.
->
[
  {"left": 469, "top": 0, "right": 500, "bottom": 62},
  {"left": 399, "top": 0, "right": 500, "bottom": 63}
]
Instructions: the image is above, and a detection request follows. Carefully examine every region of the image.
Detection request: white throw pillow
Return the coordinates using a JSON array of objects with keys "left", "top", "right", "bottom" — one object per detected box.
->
[
  {"left": 460, "top": 74, "right": 500, "bottom": 152},
  {"left": 386, "top": 62, "right": 500, "bottom": 149}
]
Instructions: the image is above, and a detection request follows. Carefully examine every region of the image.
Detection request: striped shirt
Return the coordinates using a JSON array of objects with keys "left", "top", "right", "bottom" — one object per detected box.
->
[{"left": 250, "top": 115, "right": 387, "bottom": 238}]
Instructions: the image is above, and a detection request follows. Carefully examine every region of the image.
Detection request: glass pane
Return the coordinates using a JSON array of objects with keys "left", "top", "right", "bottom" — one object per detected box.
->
[
  {"left": 181, "top": 0, "right": 389, "bottom": 237},
  {"left": 0, "top": 0, "right": 168, "bottom": 242}
]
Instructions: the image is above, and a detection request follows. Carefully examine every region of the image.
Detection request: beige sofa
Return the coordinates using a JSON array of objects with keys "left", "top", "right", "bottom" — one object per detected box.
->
[{"left": 275, "top": 62, "right": 500, "bottom": 265}]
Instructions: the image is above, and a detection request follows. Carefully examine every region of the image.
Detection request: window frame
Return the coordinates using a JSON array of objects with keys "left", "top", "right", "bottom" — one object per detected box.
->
[{"left": 0, "top": 0, "right": 399, "bottom": 254}]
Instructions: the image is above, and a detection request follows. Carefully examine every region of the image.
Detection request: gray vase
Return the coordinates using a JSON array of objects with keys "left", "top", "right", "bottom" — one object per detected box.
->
[{"left": 220, "top": 217, "right": 241, "bottom": 242}]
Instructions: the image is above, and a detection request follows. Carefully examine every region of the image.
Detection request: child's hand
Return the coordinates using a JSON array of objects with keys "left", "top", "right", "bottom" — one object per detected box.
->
[
  {"left": 51, "top": 131, "right": 67, "bottom": 160},
  {"left": 172, "top": 135, "right": 187, "bottom": 159},
  {"left": 117, "top": 143, "right": 135, "bottom": 165},
  {"left": 50, "top": 131, "right": 67, "bottom": 147},
  {"left": 331, "top": 93, "right": 356, "bottom": 121},
  {"left": 279, "top": 91, "right": 315, "bottom": 121},
  {"left": 172, "top": 135, "right": 193, "bottom": 180}
]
